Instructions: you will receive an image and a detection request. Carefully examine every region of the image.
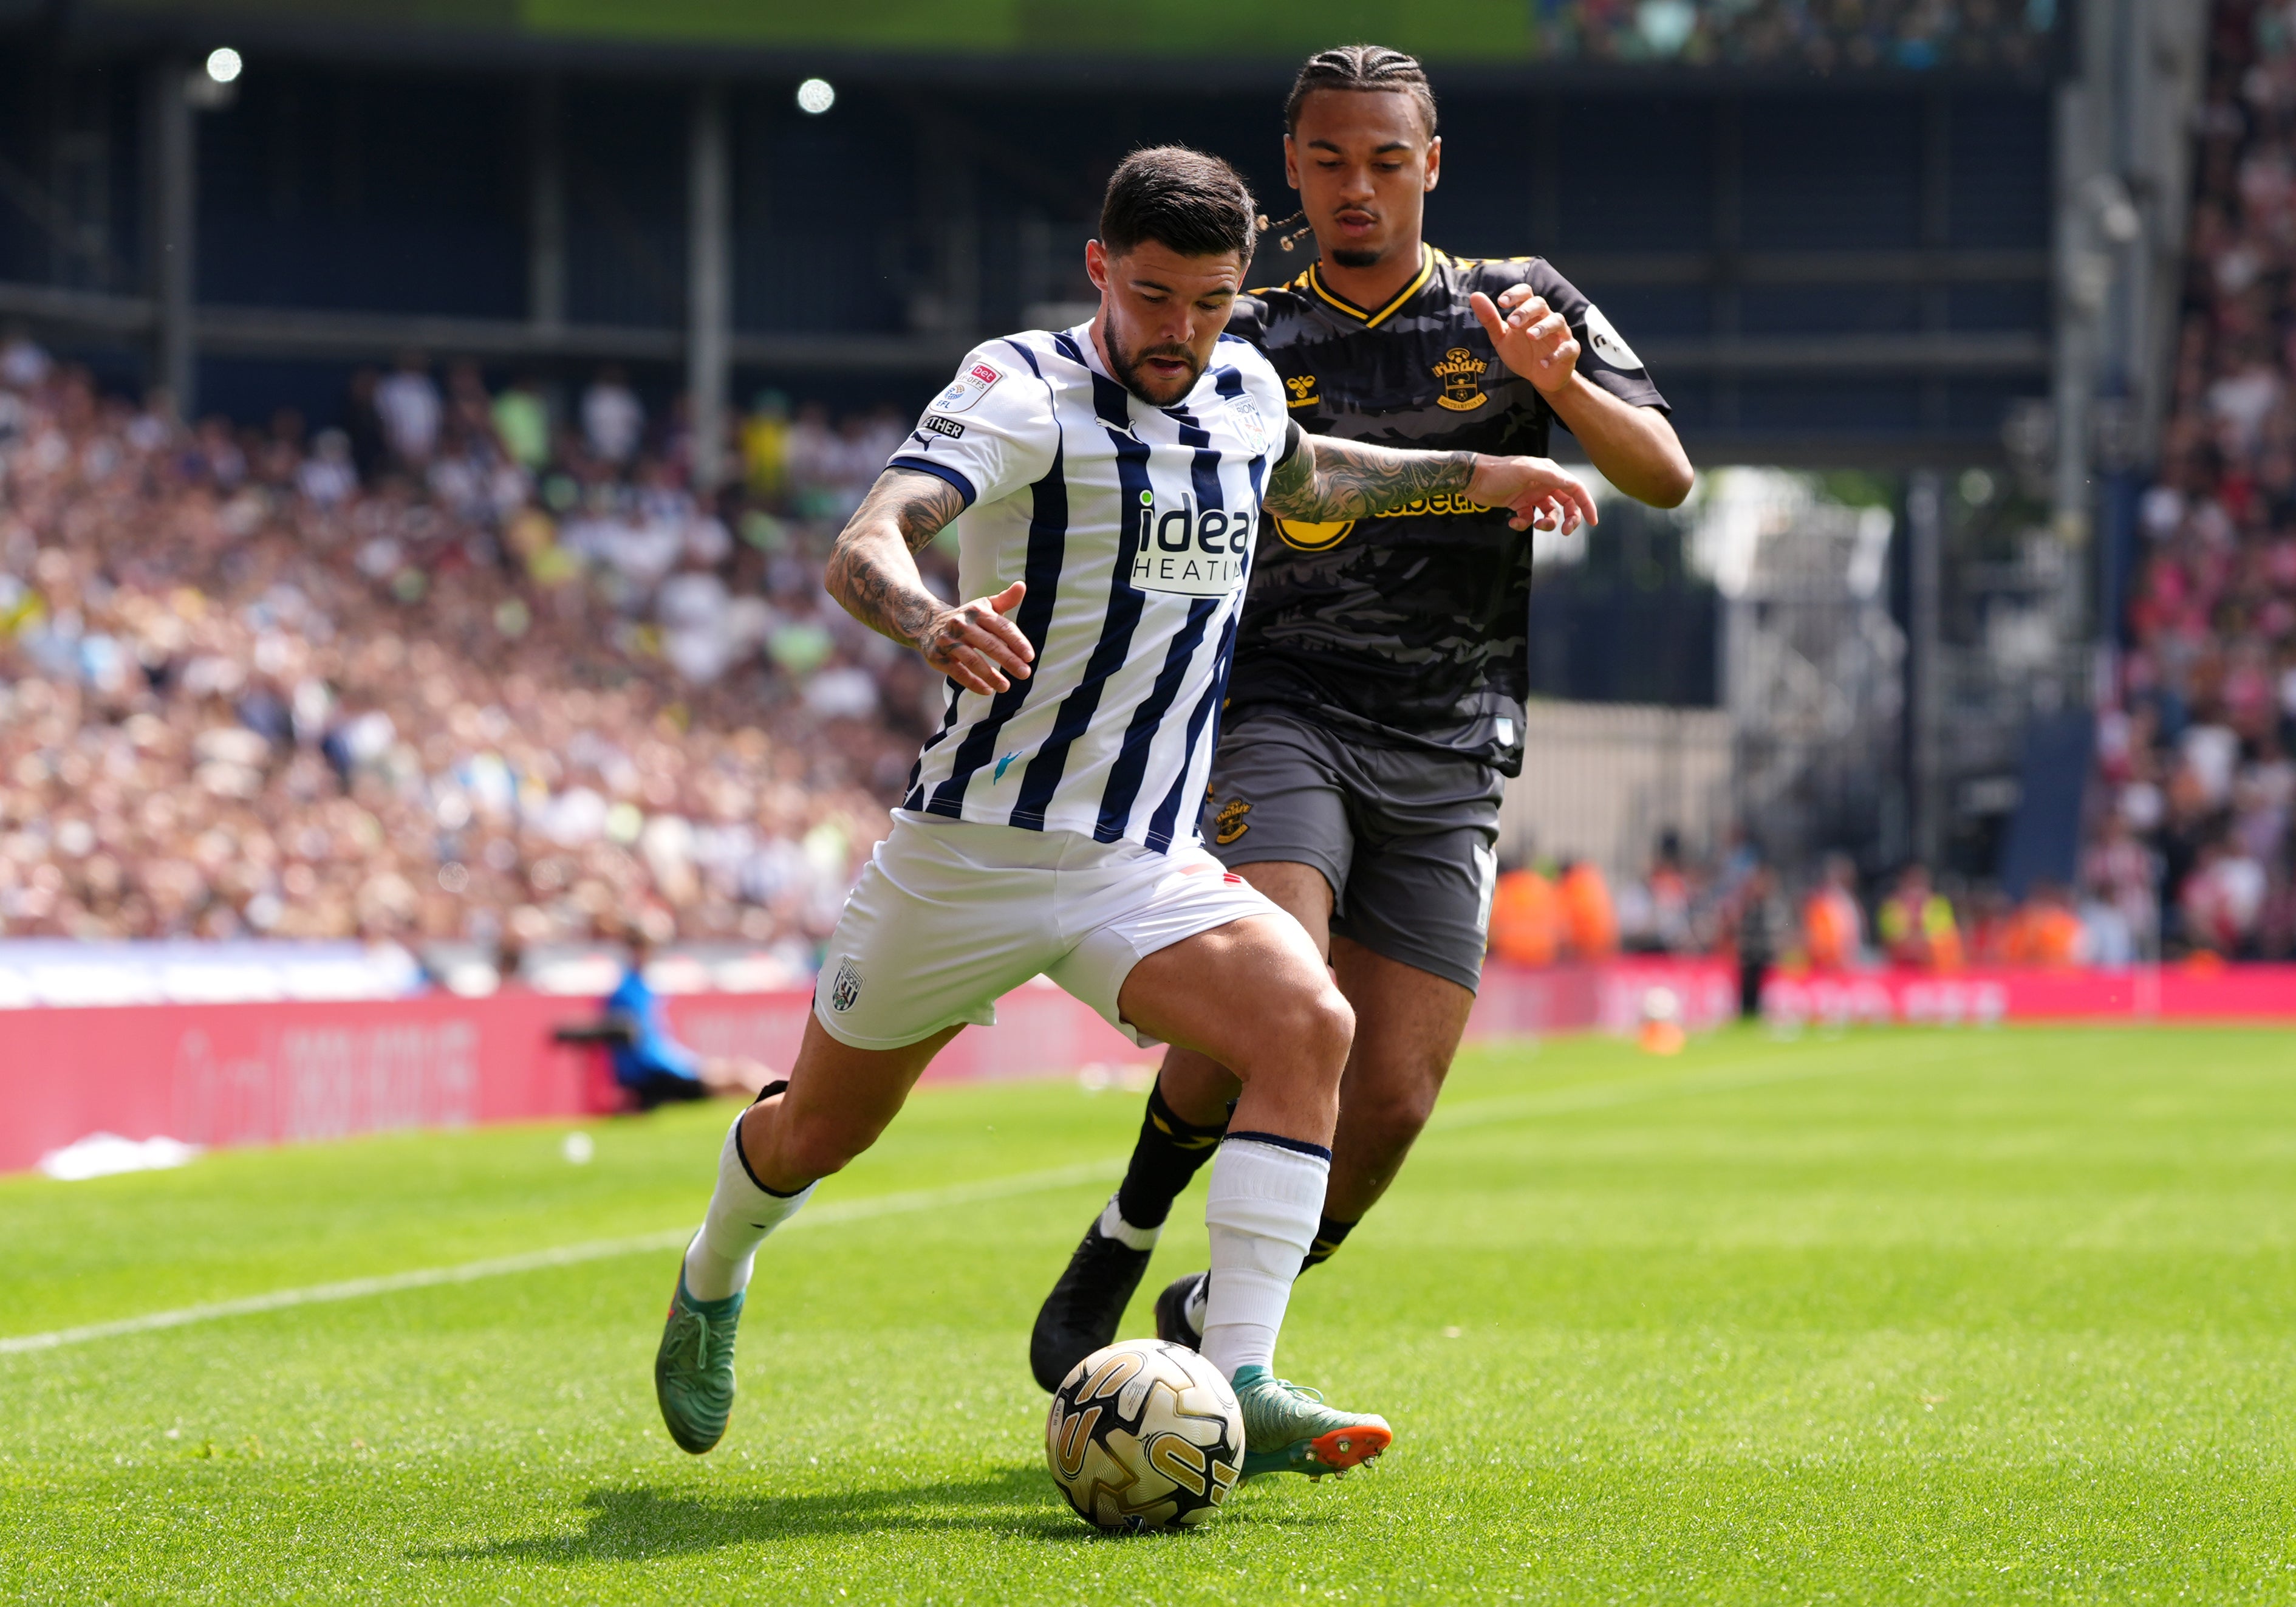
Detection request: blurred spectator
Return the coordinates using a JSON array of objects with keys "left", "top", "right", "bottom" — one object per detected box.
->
[
  {"left": 374, "top": 350, "right": 442, "bottom": 469},
  {"left": 602, "top": 930, "right": 771, "bottom": 1108},
  {"left": 493, "top": 374, "right": 551, "bottom": 471},
  {"left": 2094, "top": 2, "right": 2296, "bottom": 959},
  {"left": 1527, "top": 0, "right": 2057, "bottom": 70},
  {"left": 343, "top": 367, "right": 389, "bottom": 481},
  {"left": 1802, "top": 852, "right": 1865, "bottom": 971},
  {"left": 1558, "top": 859, "right": 1618, "bottom": 961},
  {"left": 2001, "top": 882, "right": 2087, "bottom": 969},
  {"left": 1487, "top": 860, "right": 1560, "bottom": 967},
  {"left": 0, "top": 349, "right": 932, "bottom": 952},
  {"left": 742, "top": 390, "right": 791, "bottom": 504},
  {"left": 1878, "top": 865, "right": 1963, "bottom": 971},
  {"left": 1732, "top": 864, "right": 1788, "bottom": 1019},
  {"left": 583, "top": 365, "right": 644, "bottom": 465}
]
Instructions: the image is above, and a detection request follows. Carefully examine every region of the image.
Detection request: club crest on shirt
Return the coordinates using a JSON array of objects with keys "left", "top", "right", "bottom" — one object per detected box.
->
[
  {"left": 1432, "top": 347, "right": 1490, "bottom": 412},
  {"left": 1228, "top": 397, "right": 1271, "bottom": 456},
  {"left": 1283, "top": 374, "right": 1321, "bottom": 409},
  {"left": 934, "top": 361, "right": 1002, "bottom": 415},
  {"left": 1212, "top": 797, "right": 1251, "bottom": 845},
  {"left": 827, "top": 957, "right": 864, "bottom": 1013}
]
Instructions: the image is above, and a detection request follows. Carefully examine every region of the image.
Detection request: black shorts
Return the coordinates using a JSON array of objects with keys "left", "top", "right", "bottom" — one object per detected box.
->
[
  {"left": 623, "top": 1069, "right": 712, "bottom": 1111},
  {"left": 1201, "top": 710, "right": 1501, "bottom": 993}
]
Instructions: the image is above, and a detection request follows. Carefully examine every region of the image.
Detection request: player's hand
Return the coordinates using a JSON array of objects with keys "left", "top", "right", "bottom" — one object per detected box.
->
[
  {"left": 1466, "top": 456, "right": 1599, "bottom": 535},
  {"left": 921, "top": 581, "right": 1033, "bottom": 695},
  {"left": 1471, "top": 287, "right": 1580, "bottom": 396}
]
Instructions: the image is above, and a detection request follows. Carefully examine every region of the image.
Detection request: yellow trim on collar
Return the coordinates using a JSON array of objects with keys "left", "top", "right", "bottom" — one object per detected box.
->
[{"left": 1306, "top": 244, "right": 1435, "bottom": 329}]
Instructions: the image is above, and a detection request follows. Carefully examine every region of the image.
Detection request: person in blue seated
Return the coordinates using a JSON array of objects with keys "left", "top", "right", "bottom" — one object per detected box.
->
[{"left": 603, "top": 933, "right": 772, "bottom": 1109}]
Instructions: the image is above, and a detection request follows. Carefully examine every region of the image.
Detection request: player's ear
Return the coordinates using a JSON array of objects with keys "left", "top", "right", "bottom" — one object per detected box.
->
[
  {"left": 1424, "top": 135, "right": 1442, "bottom": 194},
  {"left": 1282, "top": 132, "right": 1300, "bottom": 192},
  {"left": 1084, "top": 239, "right": 1110, "bottom": 294}
]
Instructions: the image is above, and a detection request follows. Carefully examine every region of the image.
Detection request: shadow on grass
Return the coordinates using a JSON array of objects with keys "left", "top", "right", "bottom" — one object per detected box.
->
[{"left": 431, "top": 1465, "right": 1336, "bottom": 1562}]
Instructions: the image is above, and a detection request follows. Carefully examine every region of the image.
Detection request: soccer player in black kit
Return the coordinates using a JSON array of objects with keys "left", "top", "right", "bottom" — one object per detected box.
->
[{"left": 1030, "top": 44, "right": 1695, "bottom": 1389}]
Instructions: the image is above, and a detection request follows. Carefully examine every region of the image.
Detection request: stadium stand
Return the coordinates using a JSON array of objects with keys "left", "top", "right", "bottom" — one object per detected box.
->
[
  {"left": 1526, "top": 0, "right": 2062, "bottom": 69},
  {"left": 2096, "top": 0, "right": 2296, "bottom": 960},
  {"left": 0, "top": 337, "right": 938, "bottom": 956}
]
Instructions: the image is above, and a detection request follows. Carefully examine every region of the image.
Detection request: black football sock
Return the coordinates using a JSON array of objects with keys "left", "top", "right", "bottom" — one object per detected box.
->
[
  {"left": 1111, "top": 1078, "right": 1229, "bottom": 1233},
  {"left": 1299, "top": 1213, "right": 1358, "bottom": 1273}
]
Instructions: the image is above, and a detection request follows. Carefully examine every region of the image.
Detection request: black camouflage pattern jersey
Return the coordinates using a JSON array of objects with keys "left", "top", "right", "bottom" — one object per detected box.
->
[{"left": 1225, "top": 245, "right": 1667, "bottom": 776}]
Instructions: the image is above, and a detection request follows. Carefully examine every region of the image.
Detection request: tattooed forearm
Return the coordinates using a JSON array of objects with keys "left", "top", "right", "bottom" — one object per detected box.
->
[
  {"left": 1263, "top": 435, "right": 1481, "bottom": 523},
  {"left": 824, "top": 468, "right": 966, "bottom": 649}
]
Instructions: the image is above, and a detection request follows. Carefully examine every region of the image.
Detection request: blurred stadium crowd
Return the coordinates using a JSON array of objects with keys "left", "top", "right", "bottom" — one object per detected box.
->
[
  {"left": 2102, "top": 0, "right": 2296, "bottom": 962},
  {"left": 0, "top": 337, "right": 949, "bottom": 961},
  {"left": 1528, "top": 0, "right": 2059, "bottom": 70}
]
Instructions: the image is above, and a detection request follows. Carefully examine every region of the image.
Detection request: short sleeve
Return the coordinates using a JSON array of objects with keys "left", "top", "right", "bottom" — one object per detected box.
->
[
  {"left": 887, "top": 342, "right": 1059, "bottom": 509},
  {"left": 1515, "top": 262, "right": 1669, "bottom": 416}
]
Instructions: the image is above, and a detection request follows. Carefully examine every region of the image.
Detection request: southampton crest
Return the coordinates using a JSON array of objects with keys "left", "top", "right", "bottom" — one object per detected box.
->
[{"left": 1430, "top": 346, "right": 1489, "bottom": 412}]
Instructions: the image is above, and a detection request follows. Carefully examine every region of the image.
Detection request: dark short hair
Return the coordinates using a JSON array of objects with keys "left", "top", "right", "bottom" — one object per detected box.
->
[
  {"left": 1098, "top": 146, "right": 1256, "bottom": 264},
  {"left": 1284, "top": 43, "right": 1438, "bottom": 139}
]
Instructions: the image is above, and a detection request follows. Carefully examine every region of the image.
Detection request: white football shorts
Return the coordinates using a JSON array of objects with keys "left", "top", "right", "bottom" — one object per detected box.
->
[{"left": 812, "top": 811, "right": 1282, "bottom": 1051}]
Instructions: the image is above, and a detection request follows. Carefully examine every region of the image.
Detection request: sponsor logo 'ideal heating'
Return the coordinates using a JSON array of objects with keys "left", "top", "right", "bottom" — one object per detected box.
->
[{"left": 1130, "top": 493, "right": 1251, "bottom": 597}]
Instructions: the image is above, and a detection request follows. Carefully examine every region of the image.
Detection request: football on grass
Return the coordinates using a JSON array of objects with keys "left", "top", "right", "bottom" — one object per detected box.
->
[{"left": 1046, "top": 1338, "right": 1244, "bottom": 1532}]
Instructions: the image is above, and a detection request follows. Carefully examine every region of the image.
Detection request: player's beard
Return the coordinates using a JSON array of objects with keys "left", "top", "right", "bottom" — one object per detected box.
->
[
  {"left": 1105, "top": 327, "right": 1202, "bottom": 407},
  {"left": 1327, "top": 247, "right": 1383, "bottom": 269}
]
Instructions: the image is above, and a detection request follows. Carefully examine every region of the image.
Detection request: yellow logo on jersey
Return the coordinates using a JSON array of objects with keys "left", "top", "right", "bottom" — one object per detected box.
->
[
  {"left": 1273, "top": 516, "right": 1355, "bottom": 550},
  {"left": 1283, "top": 374, "right": 1321, "bottom": 409},
  {"left": 1432, "top": 346, "right": 1490, "bottom": 411}
]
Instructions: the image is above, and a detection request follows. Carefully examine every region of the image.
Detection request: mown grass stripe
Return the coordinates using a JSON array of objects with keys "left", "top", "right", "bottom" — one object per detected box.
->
[{"left": 0, "top": 1158, "right": 1120, "bottom": 1356}]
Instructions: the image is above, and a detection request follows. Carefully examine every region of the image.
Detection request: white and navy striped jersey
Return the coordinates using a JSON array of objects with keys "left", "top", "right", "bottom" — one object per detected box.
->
[{"left": 887, "top": 323, "right": 1294, "bottom": 853}]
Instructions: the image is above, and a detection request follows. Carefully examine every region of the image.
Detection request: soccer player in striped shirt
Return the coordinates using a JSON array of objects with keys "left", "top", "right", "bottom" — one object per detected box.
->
[
  {"left": 1032, "top": 46, "right": 1696, "bottom": 1386},
  {"left": 654, "top": 146, "right": 1597, "bottom": 1481}
]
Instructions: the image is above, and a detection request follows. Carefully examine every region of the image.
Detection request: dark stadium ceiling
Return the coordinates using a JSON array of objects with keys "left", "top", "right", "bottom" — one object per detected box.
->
[{"left": 33, "top": 0, "right": 2068, "bottom": 84}]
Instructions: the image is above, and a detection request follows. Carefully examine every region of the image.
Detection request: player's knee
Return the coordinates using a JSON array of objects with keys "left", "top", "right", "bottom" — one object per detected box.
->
[
  {"left": 1291, "top": 983, "right": 1356, "bottom": 1080},
  {"left": 1356, "top": 1074, "right": 1442, "bottom": 1144}
]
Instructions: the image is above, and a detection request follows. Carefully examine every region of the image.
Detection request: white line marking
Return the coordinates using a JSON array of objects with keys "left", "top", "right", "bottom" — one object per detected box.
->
[
  {"left": 0, "top": 1157, "right": 1118, "bottom": 1357},
  {"left": 0, "top": 1035, "right": 2012, "bottom": 1357}
]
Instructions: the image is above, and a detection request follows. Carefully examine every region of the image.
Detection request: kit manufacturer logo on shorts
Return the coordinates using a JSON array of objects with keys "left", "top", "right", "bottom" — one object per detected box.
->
[
  {"left": 1212, "top": 797, "right": 1251, "bottom": 845},
  {"left": 1130, "top": 492, "right": 1251, "bottom": 597},
  {"left": 827, "top": 957, "right": 864, "bottom": 1013},
  {"left": 933, "top": 361, "right": 1002, "bottom": 415}
]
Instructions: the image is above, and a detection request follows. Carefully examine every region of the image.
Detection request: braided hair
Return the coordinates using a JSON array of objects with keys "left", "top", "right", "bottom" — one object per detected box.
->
[
  {"left": 1282, "top": 44, "right": 1438, "bottom": 139},
  {"left": 1258, "top": 46, "right": 1438, "bottom": 253}
]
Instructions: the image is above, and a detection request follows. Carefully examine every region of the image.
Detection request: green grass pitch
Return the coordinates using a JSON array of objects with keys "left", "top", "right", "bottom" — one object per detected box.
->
[{"left": 4, "top": 1024, "right": 2294, "bottom": 1603}]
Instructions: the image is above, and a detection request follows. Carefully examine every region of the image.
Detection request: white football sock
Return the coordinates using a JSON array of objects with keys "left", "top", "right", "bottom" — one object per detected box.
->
[
  {"left": 1198, "top": 1133, "right": 1328, "bottom": 1380},
  {"left": 1098, "top": 1193, "right": 1160, "bottom": 1251},
  {"left": 682, "top": 1110, "right": 815, "bottom": 1303}
]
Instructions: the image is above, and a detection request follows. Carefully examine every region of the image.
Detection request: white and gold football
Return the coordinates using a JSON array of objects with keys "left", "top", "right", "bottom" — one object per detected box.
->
[{"left": 1045, "top": 1338, "right": 1244, "bottom": 1533}]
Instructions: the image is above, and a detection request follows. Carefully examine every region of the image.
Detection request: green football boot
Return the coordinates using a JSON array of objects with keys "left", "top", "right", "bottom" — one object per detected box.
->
[
  {"left": 1231, "top": 1363, "right": 1393, "bottom": 1479},
  {"left": 654, "top": 1269, "right": 745, "bottom": 1454}
]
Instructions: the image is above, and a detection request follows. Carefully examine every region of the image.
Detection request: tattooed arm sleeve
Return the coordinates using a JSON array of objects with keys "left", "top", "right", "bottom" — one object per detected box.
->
[
  {"left": 1262, "top": 432, "right": 1480, "bottom": 523},
  {"left": 823, "top": 468, "right": 969, "bottom": 651}
]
